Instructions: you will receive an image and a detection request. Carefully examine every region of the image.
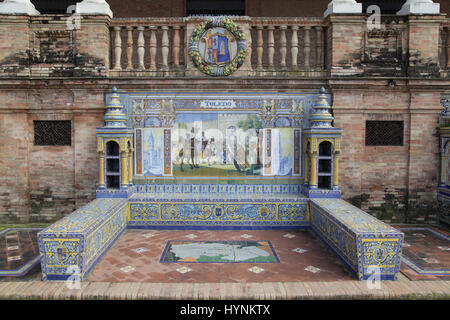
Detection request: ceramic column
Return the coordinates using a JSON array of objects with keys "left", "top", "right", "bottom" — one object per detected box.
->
[
  {"left": 121, "top": 150, "right": 128, "bottom": 187},
  {"left": 98, "top": 151, "right": 105, "bottom": 188},
  {"left": 309, "top": 152, "right": 318, "bottom": 188},
  {"left": 304, "top": 152, "right": 310, "bottom": 184},
  {"left": 128, "top": 147, "right": 133, "bottom": 186},
  {"left": 333, "top": 151, "right": 340, "bottom": 189}
]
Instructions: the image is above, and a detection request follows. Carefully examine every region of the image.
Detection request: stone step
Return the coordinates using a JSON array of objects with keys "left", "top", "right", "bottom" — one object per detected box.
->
[{"left": 0, "top": 280, "right": 448, "bottom": 300}]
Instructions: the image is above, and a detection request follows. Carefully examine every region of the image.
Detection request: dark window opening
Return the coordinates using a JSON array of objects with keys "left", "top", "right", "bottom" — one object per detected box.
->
[
  {"left": 106, "top": 176, "right": 120, "bottom": 189},
  {"left": 319, "top": 142, "right": 332, "bottom": 157},
  {"left": 318, "top": 176, "right": 331, "bottom": 190},
  {"left": 365, "top": 121, "right": 404, "bottom": 146},
  {"left": 105, "top": 141, "right": 120, "bottom": 189},
  {"left": 319, "top": 159, "right": 332, "bottom": 174},
  {"left": 34, "top": 120, "right": 71, "bottom": 146},
  {"left": 186, "top": 0, "right": 245, "bottom": 16},
  {"left": 106, "top": 140, "right": 120, "bottom": 156},
  {"left": 31, "top": 0, "right": 78, "bottom": 14},
  {"left": 317, "top": 141, "right": 333, "bottom": 189},
  {"left": 106, "top": 159, "right": 120, "bottom": 172}
]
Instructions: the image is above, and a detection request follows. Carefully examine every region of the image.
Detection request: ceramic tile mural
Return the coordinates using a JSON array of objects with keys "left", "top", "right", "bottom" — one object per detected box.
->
[
  {"left": 127, "top": 92, "right": 313, "bottom": 180},
  {"left": 137, "top": 113, "right": 297, "bottom": 178},
  {"left": 142, "top": 128, "right": 164, "bottom": 176}
]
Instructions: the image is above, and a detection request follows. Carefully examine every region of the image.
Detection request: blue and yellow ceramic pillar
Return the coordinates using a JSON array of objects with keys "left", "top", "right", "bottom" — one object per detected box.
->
[
  {"left": 302, "top": 87, "right": 342, "bottom": 198},
  {"left": 96, "top": 87, "right": 134, "bottom": 198}
]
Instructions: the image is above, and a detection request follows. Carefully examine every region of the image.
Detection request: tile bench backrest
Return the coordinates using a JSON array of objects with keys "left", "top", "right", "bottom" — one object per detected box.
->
[{"left": 127, "top": 199, "right": 309, "bottom": 228}]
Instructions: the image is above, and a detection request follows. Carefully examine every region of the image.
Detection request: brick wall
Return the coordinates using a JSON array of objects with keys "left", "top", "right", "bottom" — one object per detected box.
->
[
  {"left": 327, "top": 15, "right": 364, "bottom": 76},
  {"left": 0, "top": 87, "right": 105, "bottom": 223},
  {"left": 407, "top": 16, "right": 444, "bottom": 77},
  {"left": 0, "top": 106, "right": 30, "bottom": 222},
  {"left": 333, "top": 89, "right": 441, "bottom": 214},
  {"left": 72, "top": 92, "right": 105, "bottom": 208}
]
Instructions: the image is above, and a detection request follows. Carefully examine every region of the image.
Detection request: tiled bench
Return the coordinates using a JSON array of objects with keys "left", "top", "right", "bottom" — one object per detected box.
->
[
  {"left": 310, "top": 199, "right": 404, "bottom": 280},
  {"left": 38, "top": 198, "right": 128, "bottom": 280}
]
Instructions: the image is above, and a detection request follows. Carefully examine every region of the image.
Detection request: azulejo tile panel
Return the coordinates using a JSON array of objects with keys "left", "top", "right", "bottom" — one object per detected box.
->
[
  {"left": 134, "top": 184, "right": 302, "bottom": 194},
  {"left": 310, "top": 199, "right": 403, "bottom": 280},
  {"left": 38, "top": 199, "right": 128, "bottom": 280},
  {"left": 309, "top": 205, "right": 358, "bottom": 272},
  {"left": 311, "top": 199, "right": 398, "bottom": 234},
  {"left": 128, "top": 199, "right": 309, "bottom": 227}
]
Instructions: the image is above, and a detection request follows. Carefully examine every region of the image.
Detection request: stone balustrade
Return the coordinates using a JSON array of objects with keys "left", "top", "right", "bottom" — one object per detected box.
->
[
  {"left": 0, "top": 14, "right": 448, "bottom": 78},
  {"left": 249, "top": 18, "right": 326, "bottom": 76},
  {"left": 109, "top": 17, "right": 327, "bottom": 77},
  {"left": 109, "top": 18, "right": 186, "bottom": 76}
]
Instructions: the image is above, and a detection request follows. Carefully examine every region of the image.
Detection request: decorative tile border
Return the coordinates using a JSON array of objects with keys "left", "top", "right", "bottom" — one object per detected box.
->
[
  {"left": 128, "top": 200, "right": 309, "bottom": 228},
  {"left": 0, "top": 228, "right": 42, "bottom": 277},
  {"left": 401, "top": 256, "right": 450, "bottom": 276},
  {"left": 398, "top": 227, "right": 450, "bottom": 276},
  {"left": 133, "top": 184, "right": 302, "bottom": 194}
]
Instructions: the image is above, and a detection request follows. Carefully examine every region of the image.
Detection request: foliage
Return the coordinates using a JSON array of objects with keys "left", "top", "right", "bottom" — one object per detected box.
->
[{"left": 237, "top": 115, "right": 263, "bottom": 131}]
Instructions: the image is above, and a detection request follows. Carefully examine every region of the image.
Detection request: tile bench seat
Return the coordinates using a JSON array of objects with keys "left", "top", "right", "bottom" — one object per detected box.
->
[
  {"left": 38, "top": 198, "right": 128, "bottom": 280},
  {"left": 310, "top": 199, "right": 404, "bottom": 280}
]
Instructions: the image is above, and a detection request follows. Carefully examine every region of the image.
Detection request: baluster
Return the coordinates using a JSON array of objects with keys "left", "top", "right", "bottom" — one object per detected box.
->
[
  {"left": 113, "top": 26, "right": 122, "bottom": 70},
  {"left": 446, "top": 27, "right": 450, "bottom": 69},
  {"left": 137, "top": 26, "right": 145, "bottom": 70},
  {"left": 315, "top": 26, "right": 323, "bottom": 70},
  {"left": 290, "top": 26, "right": 299, "bottom": 71},
  {"left": 126, "top": 26, "right": 134, "bottom": 70},
  {"left": 172, "top": 26, "right": 181, "bottom": 69},
  {"left": 279, "top": 25, "right": 287, "bottom": 70},
  {"left": 149, "top": 26, "right": 157, "bottom": 71},
  {"left": 267, "top": 26, "right": 275, "bottom": 71},
  {"left": 161, "top": 26, "right": 169, "bottom": 71},
  {"left": 246, "top": 26, "right": 253, "bottom": 71},
  {"left": 256, "top": 25, "right": 264, "bottom": 71},
  {"left": 303, "top": 26, "right": 311, "bottom": 70}
]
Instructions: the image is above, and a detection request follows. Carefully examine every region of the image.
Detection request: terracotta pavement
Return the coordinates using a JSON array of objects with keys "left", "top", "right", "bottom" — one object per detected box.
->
[
  {"left": 397, "top": 227, "right": 450, "bottom": 281},
  {"left": 88, "top": 229, "right": 354, "bottom": 282}
]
